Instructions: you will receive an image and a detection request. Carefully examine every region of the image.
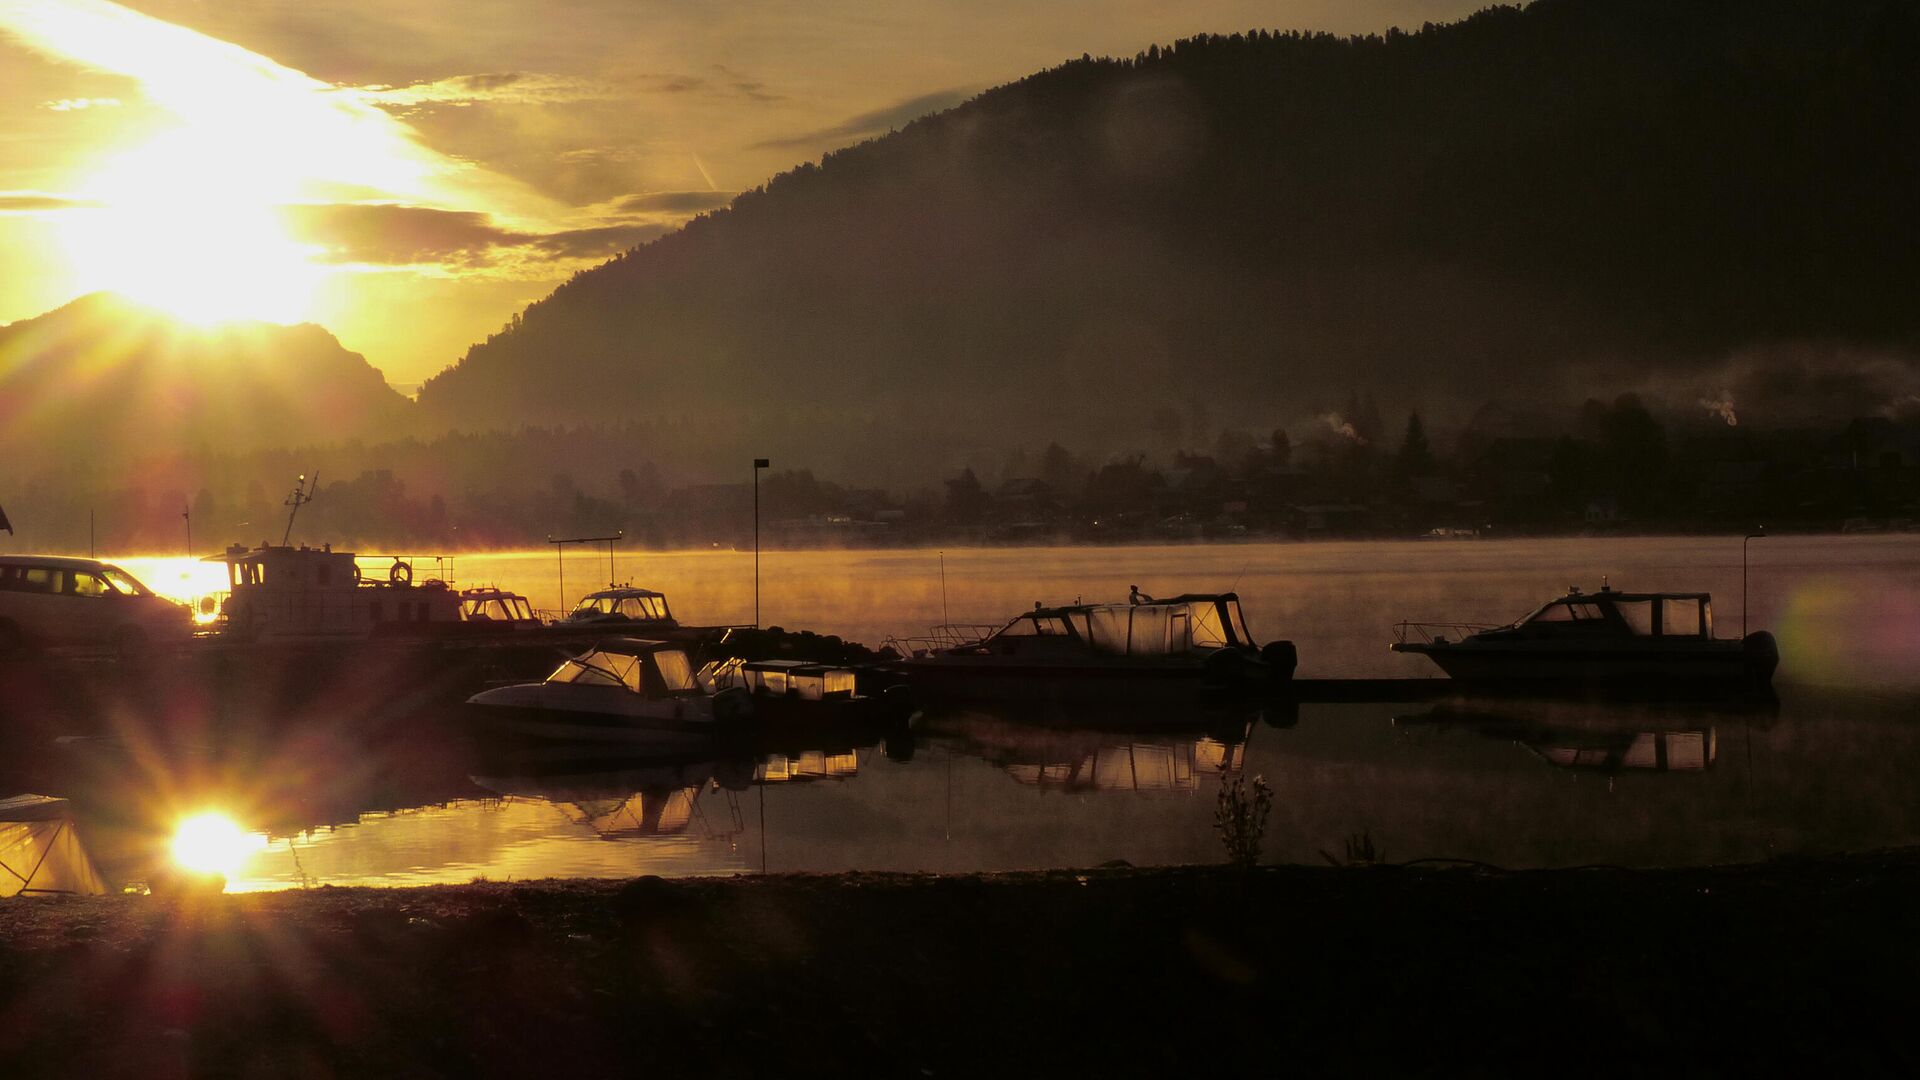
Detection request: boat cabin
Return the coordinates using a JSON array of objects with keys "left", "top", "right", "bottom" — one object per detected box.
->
[
  {"left": 209, "top": 543, "right": 460, "bottom": 638},
  {"left": 563, "top": 585, "right": 677, "bottom": 627},
  {"left": 1502, "top": 587, "right": 1713, "bottom": 640},
  {"left": 954, "top": 593, "right": 1257, "bottom": 660},
  {"left": 460, "top": 587, "right": 541, "bottom": 628},
  {"left": 700, "top": 657, "right": 857, "bottom": 700},
  {"left": 544, "top": 638, "right": 699, "bottom": 698}
]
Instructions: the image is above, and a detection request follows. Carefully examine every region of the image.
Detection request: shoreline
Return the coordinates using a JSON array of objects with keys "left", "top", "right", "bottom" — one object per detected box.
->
[{"left": 6, "top": 852, "right": 1918, "bottom": 1074}]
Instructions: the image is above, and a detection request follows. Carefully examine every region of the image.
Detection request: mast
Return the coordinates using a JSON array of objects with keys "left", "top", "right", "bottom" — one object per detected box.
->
[{"left": 282, "top": 472, "right": 318, "bottom": 546}]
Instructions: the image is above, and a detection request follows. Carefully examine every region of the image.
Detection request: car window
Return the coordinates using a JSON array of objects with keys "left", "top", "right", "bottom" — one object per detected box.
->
[{"left": 70, "top": 572, "right": 111, "bottom": 597}]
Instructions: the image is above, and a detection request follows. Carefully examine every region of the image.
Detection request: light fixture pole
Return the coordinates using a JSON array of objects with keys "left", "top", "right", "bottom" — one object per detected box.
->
[
  {"left": 1743, "top": 526, "right": 1766, "bottom": 636},
  {"left": 753, "top": 458, "right": 770, "bottom": 628}
]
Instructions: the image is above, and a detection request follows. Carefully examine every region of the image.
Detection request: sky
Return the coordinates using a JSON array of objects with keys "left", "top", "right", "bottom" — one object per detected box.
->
[{"left": 0, "top": 0, "right": 1485, "bottom": 389}]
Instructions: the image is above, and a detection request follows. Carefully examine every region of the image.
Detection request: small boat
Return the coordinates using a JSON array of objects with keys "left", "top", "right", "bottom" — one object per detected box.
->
[
  {"left": 561, "top": 585, "right": 678, "bottom": 630},
  {"left": 895, "top": 590, "right": 1296, "bottom": 703},
  {"left": 467, "top": 637, "right": 752, "bottom": 744},
  {"left": 1391, "top": 585, "right": 1779, "bottom": 694},
  {"left": 458, "top": 586, "right": 543, "bottom": 629},
  {"left": 699, "top": 656, "right": 914, "bottom": 725}
]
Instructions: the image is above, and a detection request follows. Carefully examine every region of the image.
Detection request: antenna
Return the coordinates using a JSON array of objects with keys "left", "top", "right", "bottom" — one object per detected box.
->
[{"left": 281, "top": 472, "right": 317, "bottom": 546}]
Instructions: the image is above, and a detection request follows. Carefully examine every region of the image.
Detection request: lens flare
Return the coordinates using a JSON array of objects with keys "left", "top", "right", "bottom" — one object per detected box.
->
[{"left": 171, "top": 812, "right": 267, "bottom": 877}]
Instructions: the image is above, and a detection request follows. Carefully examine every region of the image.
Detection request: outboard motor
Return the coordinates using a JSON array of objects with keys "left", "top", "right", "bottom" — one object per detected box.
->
[
  {"left": 1742, "top": 630, "right": 1780, "bottom": 686},
  {"left": 1259, "top": 640, "right": 1298, "bottom": 682}
]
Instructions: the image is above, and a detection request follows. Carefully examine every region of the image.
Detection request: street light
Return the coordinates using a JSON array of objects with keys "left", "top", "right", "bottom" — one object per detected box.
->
[
  {"left": 1743, "top": 526, "right": 1766, "bottom": 637},
  {"left": 753, "top": 458, "right": 770, "bottom": 627}
]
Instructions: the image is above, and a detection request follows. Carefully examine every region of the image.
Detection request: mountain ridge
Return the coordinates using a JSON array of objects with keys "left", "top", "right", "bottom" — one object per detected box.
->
[{"left": 410, "top": 0, "right": 1920, "bottom": 485}]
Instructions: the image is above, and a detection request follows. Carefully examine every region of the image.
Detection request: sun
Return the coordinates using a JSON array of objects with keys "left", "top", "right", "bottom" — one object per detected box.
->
[
  {"left": 171, "top": 810, "right": 268, "bottom": 878},
  {"left": 60, "top": 128, "right": 326, "bottom": 325}
]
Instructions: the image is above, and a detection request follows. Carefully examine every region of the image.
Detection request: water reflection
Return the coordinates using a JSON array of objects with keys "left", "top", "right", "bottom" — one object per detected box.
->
[
  {"left": 920, "top": 705, "right": 1252, "bottom": 793},
  {"left": 1394, "top": 702, "right": 1725, "bottom": 774},
  {"left": 8, "top": 683, "right": 1920, "bottom": 886}
]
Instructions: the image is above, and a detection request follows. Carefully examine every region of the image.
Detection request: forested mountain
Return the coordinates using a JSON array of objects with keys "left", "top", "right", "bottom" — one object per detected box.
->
[
  {"left": 414, "top": 0, "right": 1920, "bottom": 485},
  {"left": 0, "top": 293, "right": 411, "bottom": 463}
]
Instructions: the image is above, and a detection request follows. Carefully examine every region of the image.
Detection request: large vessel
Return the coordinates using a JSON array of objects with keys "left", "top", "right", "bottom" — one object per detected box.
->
[
  {"left": 895, "top": 590, "right": 1296, "bottom": 703},
  {"left": 208, "top": 543, "right": 464, "bottom": 640},
  {"left": 1391, "top": 585, "right": 1779, "bottom": 694}
]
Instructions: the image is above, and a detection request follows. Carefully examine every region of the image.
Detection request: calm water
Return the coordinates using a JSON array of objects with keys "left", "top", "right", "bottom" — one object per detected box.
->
[{"left": 17, "top": 535, "right": 1920, "bottom": 891}]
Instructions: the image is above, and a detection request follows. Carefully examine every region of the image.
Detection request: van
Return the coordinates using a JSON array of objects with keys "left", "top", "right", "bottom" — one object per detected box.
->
[{"left": 0, "top": 555, "right": 192, "bottom": 655}]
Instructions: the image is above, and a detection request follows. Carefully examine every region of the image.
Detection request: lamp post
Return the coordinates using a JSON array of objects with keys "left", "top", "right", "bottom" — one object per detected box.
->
[
  {"left": 753, "top": 458, "right": 770, "bottom": 628},
  {"left": 1743, "top": 526, "right": 1766, "bottom": 637}
]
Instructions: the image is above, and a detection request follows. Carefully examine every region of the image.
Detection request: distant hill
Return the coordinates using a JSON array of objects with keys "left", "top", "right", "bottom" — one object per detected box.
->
[
  {"left": 0, "top": 293, "right": 411, "bottom": 464},
  {"left": 414, "top": 0, "right": 1920, "bottom": 484}
]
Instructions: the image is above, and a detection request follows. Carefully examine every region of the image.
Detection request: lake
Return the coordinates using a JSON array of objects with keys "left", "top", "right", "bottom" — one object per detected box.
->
[{"left": 14, "top": 534, "right": 1920, "bottom": 892}]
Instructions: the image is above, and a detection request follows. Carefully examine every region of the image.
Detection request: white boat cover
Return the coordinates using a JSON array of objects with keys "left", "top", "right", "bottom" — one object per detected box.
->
[{"left": 0, "top": 794, "right": 109, "bottom": 897}]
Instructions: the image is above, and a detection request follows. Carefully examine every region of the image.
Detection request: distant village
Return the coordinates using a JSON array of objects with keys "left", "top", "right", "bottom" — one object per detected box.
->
[{"left": 5, "top": 394, "right": 1919, "bottom": 554}]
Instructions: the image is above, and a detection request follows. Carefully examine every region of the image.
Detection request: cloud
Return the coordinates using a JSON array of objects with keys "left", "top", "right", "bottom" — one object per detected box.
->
[
  {"left": 280, "top": 202, "right": 668, "bottom": 269},
  {"left": 613, "top": 190, "right": 736, "bottom": 214},
  {"left": 282, "top": 203, "right": 511, "bottom": 265},
  {"left": 753, "top": 86, "right": 974, "bottom": 150},
  {"left": 0, "top": 190, "right": 100, "bottom": 212},
  {"left": 41, "top": 96, "right": 121, "bottom": 111},
  {"left": 352, "top": 72, "right": 619, "bottom": 109},
  {"left": 525, "top": 223, "right": 672, "bottom": 259}
]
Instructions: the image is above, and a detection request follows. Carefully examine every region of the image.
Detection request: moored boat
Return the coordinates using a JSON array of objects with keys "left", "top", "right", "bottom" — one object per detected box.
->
[
  {"left": 895, "top": 590, "right": 1296, "bottom": 703},
  {"left": 561, "top": 585, "right": 677, "bottom": 630},
  {"left": 1391, "top": 585, "right": 1778, "bottom": 695},
  {"left": 467, "top": 637, "right": 753, "bottom": 745}
]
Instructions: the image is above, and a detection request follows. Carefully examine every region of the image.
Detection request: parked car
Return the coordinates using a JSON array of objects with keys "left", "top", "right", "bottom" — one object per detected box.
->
[{"left": 0, "top": 555, "right": 193, "bottom": 655}]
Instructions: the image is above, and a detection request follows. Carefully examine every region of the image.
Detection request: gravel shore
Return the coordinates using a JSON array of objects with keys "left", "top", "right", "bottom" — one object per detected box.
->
[{"left": 5, "top": 853, "right": 1918, "bottom": 1077}]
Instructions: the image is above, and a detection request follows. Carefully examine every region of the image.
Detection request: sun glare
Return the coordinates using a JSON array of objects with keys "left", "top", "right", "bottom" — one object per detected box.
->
[
  {"left": 61, "top": 130, "right": 326, "bottom": 325},
  {"left": 171, "top": 811, "right": 268, "bottom": 878}
]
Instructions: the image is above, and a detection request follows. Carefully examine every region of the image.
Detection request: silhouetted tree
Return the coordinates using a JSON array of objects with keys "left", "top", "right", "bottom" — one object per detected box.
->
[
  {"left": 1395, "top": 412, "right": 1434, "bottom": 476},
  {"left": 943, "top": 468, "right": 989, "bottom": 523}
]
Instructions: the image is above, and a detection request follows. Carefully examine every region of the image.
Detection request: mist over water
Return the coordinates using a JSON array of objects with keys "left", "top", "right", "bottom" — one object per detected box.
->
[{"left": 120, "top": 533, "right": 1920, "bottom": 686}]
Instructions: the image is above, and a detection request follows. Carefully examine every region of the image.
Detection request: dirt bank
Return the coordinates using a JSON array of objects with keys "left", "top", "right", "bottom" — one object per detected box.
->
[{"left": 4, "top": 855, "right": 1918, "bottom": 1077}]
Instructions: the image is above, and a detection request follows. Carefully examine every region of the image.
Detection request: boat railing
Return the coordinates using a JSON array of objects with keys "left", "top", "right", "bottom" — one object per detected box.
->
[
  {"left": 1393, "top": 620, "right": 1501, "bottom": 646},
  {"left": 884, "top": 623, "right": 1003, "bottom": 658}
]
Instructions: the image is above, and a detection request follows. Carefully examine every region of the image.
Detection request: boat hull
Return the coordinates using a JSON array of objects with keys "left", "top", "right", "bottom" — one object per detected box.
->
[
  {"left": 1392, "top": 635, "right": 1778, "bottom": 696},
  {"left": 899, "top": 657, "right": 1277, "bottom": 705}
]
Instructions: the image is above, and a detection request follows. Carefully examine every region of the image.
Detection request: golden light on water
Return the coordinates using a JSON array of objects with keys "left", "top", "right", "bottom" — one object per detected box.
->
[{"left": 171, "top": 811, "right": 267, "bottom": 878}]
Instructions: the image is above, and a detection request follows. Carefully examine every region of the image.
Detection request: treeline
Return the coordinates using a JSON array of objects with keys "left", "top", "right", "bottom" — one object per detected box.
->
[{"left": 5, "top": 399, "right": 1916, "bottom": 556}]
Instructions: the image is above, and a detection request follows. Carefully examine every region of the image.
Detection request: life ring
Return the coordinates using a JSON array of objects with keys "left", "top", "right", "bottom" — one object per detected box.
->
[
  {"left": 389, "top": 560, "right": 412, "bottom": 587},
  {"left": 350, "top": 563, "right": 363, "bottom": 584}
]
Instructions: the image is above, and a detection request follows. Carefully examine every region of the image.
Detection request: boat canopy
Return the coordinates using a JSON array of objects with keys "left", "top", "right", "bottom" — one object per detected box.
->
[
  {"left": 698, "top": 657, "right": 856, "bottom": 700},
  {"left": 568, "top": 587, "right": 673, "bottom": 623},
  {"left": 461, "top": 590, "right": 535, "bottom": 623},
  {"left": 1, "top": 794, "right": 107, "bottom": 898},
  {"left": 985, "top": 593, "right": 1254, "bottom": 657},
  {"left": 546, "top": 638, "right": 696, "bottom": 694},
  {"left": 1518, "top": 589, "right": 1712, "bottom": 638}
]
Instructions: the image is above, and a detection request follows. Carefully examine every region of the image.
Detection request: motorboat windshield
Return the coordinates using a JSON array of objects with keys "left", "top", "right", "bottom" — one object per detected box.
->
[
  {"left": 566, "top": 588, "right": 673, "bottom": 623},
  {"left": 545, "top": 640, "right": 697, "bottom": 695},
  {"left": 461, "top": 590, "right": 535, "bottom": 622},
  {"left": 1511, "top": 590, "right": 1713, "bottom": 639}
]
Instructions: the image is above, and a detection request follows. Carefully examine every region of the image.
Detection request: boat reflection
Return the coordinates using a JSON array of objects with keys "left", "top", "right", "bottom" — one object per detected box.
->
[
  {"left": 1393, "top": 701, "right": 1737, "bottom": 774},
  {"left": 917, "top": 702, "right": 1259, "bottom": 793}
]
